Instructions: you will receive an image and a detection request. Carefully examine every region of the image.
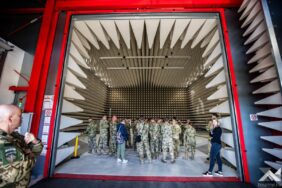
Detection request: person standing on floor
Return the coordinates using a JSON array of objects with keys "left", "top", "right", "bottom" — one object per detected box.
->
[
  {"left": 205, "top": 113, "right": 218, "bottom": 161},
  {"left": 172, "top": 117, "right": 181, "bottom": 158},
  {"left": 183, "top": 120, "right": 196, "bottom": 160},
  {"left": 0, "top": 105, "right": 43, "bottom": 188},
  {"left": 125, "top": 118, "right": 131, "bottom": 148},
  {"left": 161, "top": 118, "right": 175, "bottom": 163},
  {"left": 85, "top": 118, "right": 98, "bottom": 154},
  {"left": 109, "top": 115, "right": 118, "bottom": 156},
  {"left": 97, "top": 115, "right": 109, "bottom": 154},
  {"left": 116, "top": 119, "right": 129, "bottom": 164},
  {"left": 149, "top": 118, "right": 160, "bottom": 160},
  {"left": 136, "top": 116, "right": 152, "bottom": 164},
  {"left": 203, "top": 114, "right": 223, "bottom": 177}
]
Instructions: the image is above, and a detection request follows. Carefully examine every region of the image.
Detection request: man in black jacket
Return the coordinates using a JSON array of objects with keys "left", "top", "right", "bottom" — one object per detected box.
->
[{"left": 203, "top": 114, "right": 223, "bottom": 177}]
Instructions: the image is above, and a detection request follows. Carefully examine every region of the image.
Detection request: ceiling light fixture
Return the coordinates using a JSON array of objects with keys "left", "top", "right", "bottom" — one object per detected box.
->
[
  {"left": 106, "top": 66, "right": 184, "bottom": 70},
  {"left": 100, "top": 55, "right": 191, "bottom": 60}
]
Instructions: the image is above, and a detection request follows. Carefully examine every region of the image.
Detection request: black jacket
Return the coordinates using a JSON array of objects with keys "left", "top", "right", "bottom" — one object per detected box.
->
[{"left": 209, "top": 126, "right": 222, "bottom": 145}]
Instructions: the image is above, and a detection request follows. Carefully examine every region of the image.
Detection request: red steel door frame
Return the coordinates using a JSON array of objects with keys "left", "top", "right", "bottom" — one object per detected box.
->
[{"left": 25, "top": 0, "right": 250, "bottom": 183}]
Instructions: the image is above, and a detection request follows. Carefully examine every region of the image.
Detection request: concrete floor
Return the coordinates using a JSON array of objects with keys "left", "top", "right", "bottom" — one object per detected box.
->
[{"left": 55, "top": 136, "right": 238, "bottom": 177}]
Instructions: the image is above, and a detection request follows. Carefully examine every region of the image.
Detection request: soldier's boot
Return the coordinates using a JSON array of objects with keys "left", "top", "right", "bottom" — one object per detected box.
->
[
  {"left": 154, "top": 153, "right": 157, "bottom": 160},
  {"left": 88, "top": 150, "right": 92, "bottom": 154},
  {"left": 171, "top": 158, "right": 176, "bottom": 164},
  {"left": 104, "top": 149, "right": 109, "bottom": 155},
  {"left": 97, "top": 149, "right": 101, "bottom": 155}
]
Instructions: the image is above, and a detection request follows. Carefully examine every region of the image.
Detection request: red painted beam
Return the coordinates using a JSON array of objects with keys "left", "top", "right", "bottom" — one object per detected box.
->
[
  {"left": 24, "top": 0, "right": 56, "bottom": 136},
  {"left": 9, "top": 86, "right": 29, "bottom": 91},
  {"left": 0, "top": 8, "right": 44, "bottom": 14},
  {"left": 219, "top": 9, "right": 250, "bottom": 183},
  {"left": 43, "top": 11, "right": 71, "bottom": 177},
  {"left": 54, "top": 173, "right": 241, "bottom": 182},
  {"left": 55, "top": 0, "right": 243, "bottom": 10}
]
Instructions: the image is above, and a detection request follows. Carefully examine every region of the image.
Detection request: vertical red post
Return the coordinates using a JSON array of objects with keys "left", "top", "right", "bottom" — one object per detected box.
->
[
  {"left": 43, "top": 11, "right": 72, "bottom": 177},
  {"left": 24, "top": 0, "right": 56, "bottom": 136},
  {"left": 219, "top": 9, "right": 250, "bottom": 183}
]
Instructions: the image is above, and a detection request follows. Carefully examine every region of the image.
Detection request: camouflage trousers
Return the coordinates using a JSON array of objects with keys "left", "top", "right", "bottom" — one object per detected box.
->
[
  {"left": 98, "top": 133, "right": 108, "bottom": 153},
  {"left": 173, "top": 138, "right": 180, "bottom": 157},
  {"left": 150, "top": 139, "right": 160, "bottom": 158},
  {"left": 109, "top": 136, "right": 117, "bottom": 155},
  {"left": 184, "top": 144, "right": 196, "bottom": 159},
  {"left": 162, "top": 139, "right": 174, "bottom": 161},
  {"left": 88, "top": 135, "right": 96, "bottom": 153},
  {"left": 136, "top": 140, "right": 151, "bottom": 162}
]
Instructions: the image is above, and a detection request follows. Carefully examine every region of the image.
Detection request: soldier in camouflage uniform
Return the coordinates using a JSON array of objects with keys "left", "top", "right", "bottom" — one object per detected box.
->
[
  {"left": 125, "top": 119, "right": 131, "bottom": 148},
  {"left": 132, "top": 119, "right": 138, "bottom": 151},
  {"left": 85, "top": 118, "right": 98, "bottom": 154},
  {"left": 136, "top": 117, "right": 152, "bottom": 164},
  {"left": 149, "top": 119, "right": 160, "bottom": 159},
  {"left": 161, "top": 118, "right": 175, "bottom": 163},
  {"left": 97, "top": 115, "right": 109, "bottom": 154},
  {"left": 109, "top": 115, "right": 118, "bottom": 155},
  {"left": 184, "top": 120, "right": 196, "bottom": 159},
  {"left": 158, "top": 119, "right": 163, "bottom": 153},
  {"left": 180, "top": 120, "right": 186, "bottom": 146},
  {"left": 128, "top": 119, "right": 134, "bottom": 148},
  {"left": 172, "top": 118, "right": 182, "bottom": 158},
  {"left": 0, "top": 105, "right": 43, "bottom": 188}
]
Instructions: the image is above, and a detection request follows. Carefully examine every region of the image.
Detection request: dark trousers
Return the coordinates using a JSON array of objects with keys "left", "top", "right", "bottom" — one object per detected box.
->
[{"left": 208, "top": 142, "right": 222, "bottom": 172}]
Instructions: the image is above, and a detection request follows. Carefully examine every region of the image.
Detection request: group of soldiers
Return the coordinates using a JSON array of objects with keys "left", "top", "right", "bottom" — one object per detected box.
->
[{"left": 85, "top": 115, "right": 197, "bottom": 164}]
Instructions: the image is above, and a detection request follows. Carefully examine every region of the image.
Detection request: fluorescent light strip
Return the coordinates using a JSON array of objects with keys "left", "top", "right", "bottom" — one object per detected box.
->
[
  {"left": 107, "top": 67, "right": 127, "bottom": 70},
  {"left": 107, "top": 67, "right": 184, "bottom": 70},
  {"left": 129, "top": 67, "right": 162, "bottom": 70},
  {"left": 100, "top": 56, "right": 191, "bottom": 60},
  {"left": 164, "top": 67, "right": 185, "bottom": 69}
]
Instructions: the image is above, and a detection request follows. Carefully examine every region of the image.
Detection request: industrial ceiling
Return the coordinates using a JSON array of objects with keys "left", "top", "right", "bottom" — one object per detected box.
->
[{"left": 69, "top": 16, "right": 223, "bottom": 88}]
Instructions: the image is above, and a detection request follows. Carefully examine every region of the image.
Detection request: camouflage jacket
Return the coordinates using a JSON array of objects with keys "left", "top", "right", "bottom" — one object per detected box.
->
[
  {"left": 85, "top": 120, "right": 98, "bottom": 136},
  {"left": 172, "top": 124, "right": 181, "bottom": 139},
  {"left": 149, "top": 123, "right": 160, "bottom": 140},
  {"left": 109, "top": 121, "right": 117, "bottom": 138},
  {"left": 136, "top": 121, "right": 149, "bottom": 141},
  {"left": 161, "top": 122, "right": 173, "bottom": 141},
  {"left": 99, "top": 120, "right": 109, "bottom": 135},
  {"left": 184, "top": 125, "right": 196, "bottom": 145},
  {"left": 0, "top": 130, "right": 43, "bottom": 186}
]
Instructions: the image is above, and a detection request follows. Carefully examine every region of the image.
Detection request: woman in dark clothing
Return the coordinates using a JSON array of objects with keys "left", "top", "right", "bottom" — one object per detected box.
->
[
  {"left": 203, "top": 115, "right": 223, "bottom": 176},
  {"left": 116, "top": 119, "right": 129, "bottom": 163}
]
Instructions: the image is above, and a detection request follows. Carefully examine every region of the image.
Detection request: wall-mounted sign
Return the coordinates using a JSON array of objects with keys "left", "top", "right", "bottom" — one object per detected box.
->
[{"left": 250, "top": 114, "right": 258, "bottom": 121}]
